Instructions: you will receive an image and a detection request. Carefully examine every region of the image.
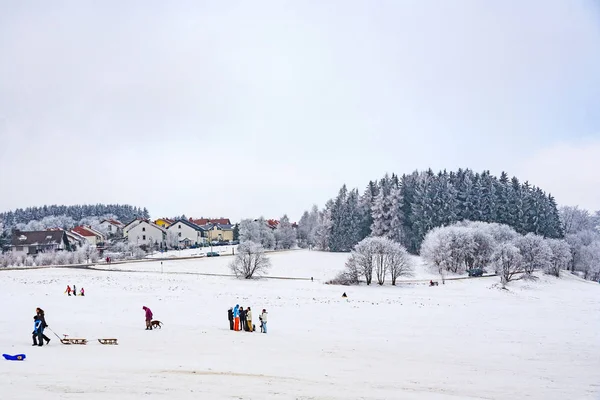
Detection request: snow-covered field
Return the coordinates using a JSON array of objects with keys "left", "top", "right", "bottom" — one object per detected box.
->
[{"left": 1, "top": 250, "right": 599, "bottom": 400}]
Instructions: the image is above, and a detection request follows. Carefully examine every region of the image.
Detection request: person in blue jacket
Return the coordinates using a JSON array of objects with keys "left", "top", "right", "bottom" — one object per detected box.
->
[
  {"left": 233, "top": 305, "right": 240, "bottom": 331},
  {"left": 32, "top": 315, "right": 43, "bottom": 346}
]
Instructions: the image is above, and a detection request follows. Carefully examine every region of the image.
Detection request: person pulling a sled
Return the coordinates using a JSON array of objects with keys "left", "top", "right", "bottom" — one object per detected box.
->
[
  {"left": 36, "top": 308, "right": 50, "bottom": 345},
  {"left": 73, "top": 285, "right": 77, "bottom": 297},
  {"left": 142, "top": 306, "right": 153, "bottom": 330},
  {"left": 32, "top": 315, "right": 43, "bottom": 346},
  {"left": 65, "top": 285, "right": 72, "bottom": 296}
]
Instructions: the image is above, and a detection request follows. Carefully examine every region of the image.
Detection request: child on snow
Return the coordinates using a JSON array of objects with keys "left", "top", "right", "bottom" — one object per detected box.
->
[
  {"left": 80, "top": 288, "right": 85, "bottom": 296},
  {"left": 32, "top": 315, "right": 43, "bottom": 346},
  {"left": 65, "top": 285, "right": 72, "bottom": 296},
  {"left": 36, "top": 308, "right": 50, "bottom": 345}
]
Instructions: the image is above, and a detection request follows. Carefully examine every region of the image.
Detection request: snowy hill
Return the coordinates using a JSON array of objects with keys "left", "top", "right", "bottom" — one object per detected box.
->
[{"left": 0, "top": 250, "right": 599, "bottom": 399}]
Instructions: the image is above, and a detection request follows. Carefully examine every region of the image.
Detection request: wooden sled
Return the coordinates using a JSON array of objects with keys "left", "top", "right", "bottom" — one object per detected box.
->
[
  {"left": 98, "top": 338, "right": 118, "bottom": 345},
  {"left": 60, "top": 338, "right": 88, "bottom": 345}
]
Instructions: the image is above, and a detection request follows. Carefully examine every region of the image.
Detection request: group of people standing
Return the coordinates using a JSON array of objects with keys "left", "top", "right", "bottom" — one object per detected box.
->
[
  {"left": 32, "top": 307, "right": 50, "bottom": 346},
  {"left": 64, "top": 285, "right": 85, "bottom": 296},
  {"left": 228, "top": 305, "right": 268, "bottom": 333}
]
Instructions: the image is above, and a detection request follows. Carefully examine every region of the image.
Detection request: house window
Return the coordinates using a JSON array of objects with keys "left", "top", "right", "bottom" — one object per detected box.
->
[
  {"left": 178, "top": 232, "right": 182, "bottom": 237},
  {"left": 142, "top": 227, "right": 146, "bottom": 232},
  {"left": 108, "top": 226, "right": 112, "bottom": 231},
  {"left": 143, "top": 235, "right": 146, "bottom": 240},
  {"left": 179, "top": 225, "right": 182, "bottom": 229}
]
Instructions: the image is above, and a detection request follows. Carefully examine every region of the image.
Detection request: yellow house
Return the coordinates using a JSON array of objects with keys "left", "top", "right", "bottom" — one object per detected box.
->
[
  {"left": 154, "top": 218, "right": 174, "bottom": 229},
  {"left": 205, "top": 224, "right": 234, "bottom": 243}
]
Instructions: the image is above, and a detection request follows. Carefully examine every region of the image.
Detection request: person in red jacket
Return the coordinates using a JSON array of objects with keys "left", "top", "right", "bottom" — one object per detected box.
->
[{"left": 142, "top": 306, "right": 153, "bottom": 330}]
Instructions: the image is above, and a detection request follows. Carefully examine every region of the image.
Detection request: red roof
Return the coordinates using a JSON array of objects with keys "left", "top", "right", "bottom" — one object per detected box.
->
[
  {"left": 190, "top": 218, "right": 231, "bottom": 226},
  {"left": 267, "top": 219, "right": 279, "bottom": 228},
  {"left": 72, "top": 226, "right": 98, "bottom": 237}
]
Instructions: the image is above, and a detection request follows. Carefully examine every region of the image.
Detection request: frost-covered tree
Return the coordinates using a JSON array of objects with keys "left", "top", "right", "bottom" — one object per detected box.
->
[
  {"left": 342, "top": 237, "right": 412, "bottom": 286},
  {"left": 274, "top": 214, "right": 296, "bottom": 250},
  {"left": 559, "top": 206, "right": 594, "bottom": 235},
  {"left": 492, "top": 243, "right": 523, "bottom": 288},
  {"left": 513, "top": 233, "right": 552, "bottom": 276},
  {"left": 239, "top": 218, "right": 276, "bottom": 249},
  {"left": 387, "top": 242, "right": 413, "bottom": 285},
  {"left": 371, "top": 190, "right": 393, "bottom": 237},
  {"left": 229, "top": 241, "right": 271, "bottom": 279},
  {"left": 388, "top": 186, "right": 405, "bottom": 243},
  {"left": 545, "top": 239, "right": 572, "bottom": 277},
  {"left": 579, "top": 241, "right": 600, "bottom": 281},
  {"left": 420, "top": 226, "right": 476, "bottom": 273}
]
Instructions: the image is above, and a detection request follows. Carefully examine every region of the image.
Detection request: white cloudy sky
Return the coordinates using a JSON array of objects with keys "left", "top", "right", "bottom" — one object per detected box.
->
[{"left": 1, "top": 1, "right": 599, "bottom": 222}]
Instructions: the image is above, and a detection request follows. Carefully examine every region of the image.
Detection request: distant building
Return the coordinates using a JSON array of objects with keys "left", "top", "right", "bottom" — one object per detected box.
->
[
  {"left": 10, "top": 230, "right": 69, "bottom": 255},
  {"left": 201, "top": 223, "right": 234, "bottom": 243},
  {"left": 166, "top": 219, "right": 206, "bottom": 247},
  {"left": 72, "top": 226, "right": 105, "bottom": 246},
  {"left": 99, "top": 219, "right": 125, "bottom": 237},
  {"left": 154, "top": 218, "right": 175, "bottom": 229},
  {"left": 127, "top": 220, "right": 167, "bottom": 247},
  {"left": 190, "top": 217, "right": 231, "bottom": 226}
]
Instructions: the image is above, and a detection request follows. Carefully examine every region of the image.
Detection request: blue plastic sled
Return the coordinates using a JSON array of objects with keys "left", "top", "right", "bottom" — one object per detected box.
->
[{"left": 2, "top": 354, "right": 26, "bottom": 361}]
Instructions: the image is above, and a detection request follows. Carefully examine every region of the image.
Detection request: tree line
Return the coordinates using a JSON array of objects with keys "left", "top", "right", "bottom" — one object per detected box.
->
[
  {"left": 0, "top": 204, "right": 150, "bottom": 232},
  {"left": 298, "top": 169, "right": 564, "bottom": 254}
]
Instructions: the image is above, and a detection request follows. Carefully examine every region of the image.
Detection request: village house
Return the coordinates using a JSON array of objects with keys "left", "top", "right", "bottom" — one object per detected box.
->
[
  {"left": 202, "top": 223, "right": 234, "bottom": 243},
  {"left": 123, "top": 219, "right": 144, "bottom": 237},
  {"left": 72, "top": 226, "right": 105, "bottom": 247},
  {"left": 166, "top": 219, "right": 206, "bottom": 247},
  {"left": 127, "top": 220, "right": 167, "bottom": 247},
  {"left": 190, "top": 217, "right": 231, "bottom": 226},
  {"left": 99, "top": 219, "right": 125, "bottom": 237},
  {"left": 154, "top": 218, "right": 175, "bottom": 229},
  {"left": 10, "top": 230, "right": 70, "bottom": 255}
]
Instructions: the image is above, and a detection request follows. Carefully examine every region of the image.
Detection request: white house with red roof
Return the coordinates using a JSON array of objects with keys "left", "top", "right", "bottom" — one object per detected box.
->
[
  {"left": 71, "top": 226, "right": 105, "bottom": 246},
  {"left": 99, "top": 219, "right": 125, "bottom": 237}
]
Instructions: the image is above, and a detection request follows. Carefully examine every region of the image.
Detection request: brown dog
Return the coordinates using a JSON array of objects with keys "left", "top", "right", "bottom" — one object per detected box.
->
[{"left": 151, "top": 320, "right": 162, "bottom": 329}]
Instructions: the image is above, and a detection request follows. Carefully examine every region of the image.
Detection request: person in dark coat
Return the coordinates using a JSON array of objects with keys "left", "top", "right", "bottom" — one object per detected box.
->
[
  {"left": 239, "top": 307, "right": 246, "bottom": 331},
  {"left": 142, "top": 306, "right": 153, "bottom": 330},
  {"left": 36, "top": 308, "right": 50, "bottom": 345},
  {"left": 32, "top": 315, "right": 43, "bottom": 346},
  {"left": 228, "top": 308, "right": 234, "bottom": 331}
]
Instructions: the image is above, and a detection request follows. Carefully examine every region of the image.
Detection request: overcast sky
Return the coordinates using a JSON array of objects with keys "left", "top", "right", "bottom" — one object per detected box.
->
[{"left": 1, "top": 1, "right": 599, "bottom": 222}]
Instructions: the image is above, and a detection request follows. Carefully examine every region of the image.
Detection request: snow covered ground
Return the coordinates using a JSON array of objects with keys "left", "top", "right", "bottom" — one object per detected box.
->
[{"left": 1, "top": 250, "right": 599, "bottom": 400}]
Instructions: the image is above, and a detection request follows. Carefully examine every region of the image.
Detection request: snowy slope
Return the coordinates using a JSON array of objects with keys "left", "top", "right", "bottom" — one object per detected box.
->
[{"left": 0, "top": 251, "right": 599, "bottom": 400}]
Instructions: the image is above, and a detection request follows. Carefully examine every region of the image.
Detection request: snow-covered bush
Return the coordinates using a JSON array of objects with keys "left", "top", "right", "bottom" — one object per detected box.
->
[
  {"left": 513, "top": 233, "right": 552, "bottom": 277},
  {"left": 342, "top": 237, "right": 412, "bottom": 286},
  {"left": 545, "top": 239, "right": 572, "bottom": 277},
  {"left": 36, "top": 252, "right": 56, "bottom": 266},
  {"left": 229, "top": 241, "right": 271, "bottom": 279},
  {"left": 492, "top": 243, "right": 523, "bottom": 288}
]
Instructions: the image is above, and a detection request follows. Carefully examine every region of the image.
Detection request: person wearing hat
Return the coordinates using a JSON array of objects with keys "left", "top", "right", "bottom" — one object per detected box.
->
[
  {"left": 246, "top": 307, "right": 253, "bottom": 332},
  {"left": 227, "top": 307, "right": 234, "bottom": 330},
  {"left": 233, "top": 305, "right": 240, "bottom": 331},
  {"left": 259, "top": 309, "right": 268, "bottom": 334},
  {"left": 239, "top": 307, "right": 246, "bottom": 332}
]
